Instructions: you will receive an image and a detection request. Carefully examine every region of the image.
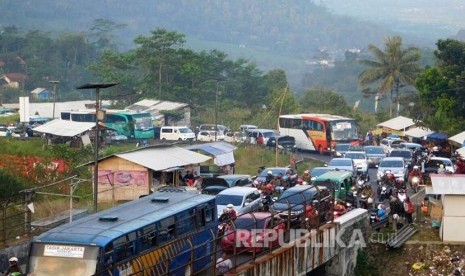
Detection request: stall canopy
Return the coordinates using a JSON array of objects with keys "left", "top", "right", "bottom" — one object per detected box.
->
[
  {"left": 33, "top": 119, "right": 95, "bottom": 137},
  {"left": 449, "top": 131, "right": 465, "bottom": 147},
  {"left": 456, "top": 147, "right": 465, "bottom": 157},
  {"left": 427, "top": 132, "right": 448, "bottom": 141},
  {"left": 376, "top": 116, "right": 415, "bottom": 131},
  {"left": 185, "top": 142, "right": 237, "bottom": 166},
  {"left": 404, "top": 127, "right": 434, "bottom": 139},
  {"left": 116, "top": 146, "right": 211, "bottom": 171}
]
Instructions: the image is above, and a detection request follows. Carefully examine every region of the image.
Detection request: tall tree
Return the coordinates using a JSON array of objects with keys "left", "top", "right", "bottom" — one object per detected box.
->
[{"left": 358, "top": 36, "right": 421, "bottom": 117}]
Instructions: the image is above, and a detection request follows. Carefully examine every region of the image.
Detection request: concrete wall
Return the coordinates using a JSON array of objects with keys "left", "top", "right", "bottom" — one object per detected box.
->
[{"left": 442, "top": 195, "right": 465, "bottom": 217}]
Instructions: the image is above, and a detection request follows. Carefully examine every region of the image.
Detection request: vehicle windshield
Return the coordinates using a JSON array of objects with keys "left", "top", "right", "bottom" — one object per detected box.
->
[
  {"left": 178, "top": 127, "right": 193, "bottom": 133},
  {"left": 278, "top": 190, "right": 316, "bottom": 205},
  {"left": 379, "top": 160, "right": 404, "bottom": 168},
  {"left": 344, "top": 153, "right": 366, "bottom": 159},
  {"left": 134, "top": 117, "right": 153, "bottom": 130},
  {"left": 390, "top": 151, "right": 412, "bottom": 158},
  {"left": 263, "top": 131, "right": 276, "bottom": 138},
  {"left": 364, "top": 147, "right": 385, "bottom": 154},
  {"left": 330, "top": 120, "right": 358, "bottom": 141},
  {"left": 328, "top": 159, "right": 352, "bottom": 166},
  {"left": 232, "top": 217, "right": 267, "bottom": 230},
  {"left": 334, "top": 144, "right": 350, "bottom": 151},
  {"left": 310, "top": 168, "right": 332, "bottom": 177},
  {"left": 28, "top": 243, "right": 99, "bottom": 276},
  {"left": 259, "top": 168, "right": 287, "bottom": 177},
  {"left": 216, "top": 194, "right": 243, "bottom": 206}
]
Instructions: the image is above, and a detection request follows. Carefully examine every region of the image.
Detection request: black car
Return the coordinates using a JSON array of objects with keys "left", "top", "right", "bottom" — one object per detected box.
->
[
  {"left": 201, "top": 175, "right": 253, "bottom": 195},
  {"left": 266, "top": 135, "right": 296, "bottom": 151}
]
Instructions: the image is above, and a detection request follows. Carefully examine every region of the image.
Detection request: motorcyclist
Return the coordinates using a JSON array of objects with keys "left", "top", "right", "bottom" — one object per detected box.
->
[
  {"left": 265, "top": 170, "right": 274, "bottom": 183},
  {"left": 377, "top": 204, "right": 388, "bottom": 221},
  {"left": 305, "top": 200, "right": 320, "bottom": 228},
  {"left": 4, "top": 257, "right": 22, "bottom": 276},
  {"left": 302, "top": 170, "right": 311, "bottom": 183},
  {"left": 408, "top": 165, "right": 422, "bottom": 192},
  {"left": 381, "top": 170, "right": 396, "bottom": 186},
  {"left": 334, "top": 200, "right": 347, "bottom": 217},
  {"left": 409, "top": 165, "right": 422, "bottom": 179},
  {"left": 219, "top": 204, "right": 237, "bottom": 223}
]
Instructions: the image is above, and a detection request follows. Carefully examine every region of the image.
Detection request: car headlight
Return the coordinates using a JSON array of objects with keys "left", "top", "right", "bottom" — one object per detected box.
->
[{"left": 336, "top": 152, "right": 342, "bottom": 157}]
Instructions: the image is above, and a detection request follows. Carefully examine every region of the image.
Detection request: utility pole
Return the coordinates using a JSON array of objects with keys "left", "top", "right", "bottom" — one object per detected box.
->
[{"left": 49, "top": 80, "right": 59, "bottom": 118}]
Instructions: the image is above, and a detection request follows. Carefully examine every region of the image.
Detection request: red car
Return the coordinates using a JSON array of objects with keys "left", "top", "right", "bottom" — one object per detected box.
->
[{"left": 221, "top": 212, "right": 286, "bottom": 253}]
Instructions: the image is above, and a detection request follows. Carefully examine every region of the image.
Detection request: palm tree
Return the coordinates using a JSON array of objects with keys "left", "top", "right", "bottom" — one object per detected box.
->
[{"left": 358, "top": 36, "right": 421, "bottom": 117}]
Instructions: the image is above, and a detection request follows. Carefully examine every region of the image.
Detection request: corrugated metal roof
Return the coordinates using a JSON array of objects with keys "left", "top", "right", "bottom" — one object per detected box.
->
[
  {"left": 404, "top": 127, "right": 434, "bottom": 138},
  {"left": 184, "top": 141, "right": 237, "bottom": 155},
  {"left": 377, "top": 116, "right": 415, "bottom": 130},
  {"left": 33, "top": 119, "right": 95, "bottom": 137},
  {"left": 30, "top": 87, "right": 48, "bottom": 94},
  {"left": 127, "top": 99, "right": 188, "bottom": 114},
  {"left": 116, "top": 146, "right": 211, "bottom": 171},
  {"left": 449, "top": 131, "right": 465, "bottom": 146},
  {"left": 429, "top": 174, "right": 465, "bottom": 195}
]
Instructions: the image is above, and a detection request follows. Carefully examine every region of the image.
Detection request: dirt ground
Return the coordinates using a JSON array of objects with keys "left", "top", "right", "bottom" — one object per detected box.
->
[{"left": 365, "top": 217, "right": 465, "bottom": 276}]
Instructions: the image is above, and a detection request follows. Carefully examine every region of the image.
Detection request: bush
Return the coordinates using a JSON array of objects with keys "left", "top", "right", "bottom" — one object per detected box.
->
[{"left": 0, "top": 170, "right": 24, "bottom": 200}]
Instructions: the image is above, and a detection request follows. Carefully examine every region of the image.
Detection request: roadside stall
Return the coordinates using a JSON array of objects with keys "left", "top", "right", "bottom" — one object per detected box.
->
[
  {"left": 374, "top": 116, "right": 415, "bottom": 137},
  {"left": 404, "top": 127, "right": 434, "bottom": 143}
]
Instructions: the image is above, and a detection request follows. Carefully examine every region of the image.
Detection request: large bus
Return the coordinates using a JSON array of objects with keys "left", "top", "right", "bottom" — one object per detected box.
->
[
  {"left": 27, "top": 192, "right": 218, "bottom": 276},
  {"left": 61, "top": 110, "right": 154, "bottom": 139},
  {"left": 279, "top": 114, "right": 360, "bottom": 153}
]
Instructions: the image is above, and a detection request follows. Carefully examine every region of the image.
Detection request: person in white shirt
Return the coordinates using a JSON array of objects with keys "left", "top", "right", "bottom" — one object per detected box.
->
[{"left": 216, "top": 253, "right": 232, "bottom": 275}]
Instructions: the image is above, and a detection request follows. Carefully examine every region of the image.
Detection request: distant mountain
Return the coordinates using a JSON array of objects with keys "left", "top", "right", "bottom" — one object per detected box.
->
[{"left": 0, "top": 0, "right": 401, "bottom": 89}]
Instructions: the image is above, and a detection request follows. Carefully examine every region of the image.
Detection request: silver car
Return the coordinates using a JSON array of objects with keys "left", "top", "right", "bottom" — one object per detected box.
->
[
  {"left": 216, "top": 187, "right": 262, "bottom": 218},
  {"left": 364, "top": 146, "right": 387, "bottom": 167},
  {"left": 377, "top": 157, "right": 407, "bottom": 182}
]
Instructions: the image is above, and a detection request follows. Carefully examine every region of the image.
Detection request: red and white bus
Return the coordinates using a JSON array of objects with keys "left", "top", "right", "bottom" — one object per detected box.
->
[{"left": 278, "top": 114, "right": 360, "bottom": 154}]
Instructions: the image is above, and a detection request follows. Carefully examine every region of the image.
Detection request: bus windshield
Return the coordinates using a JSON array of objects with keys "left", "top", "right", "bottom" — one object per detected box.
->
[
  {"left": 330, "top": 120, "right": 358, "bottom": 141},
  {"left": 28, "top": 244, "right": 99, "bottom": 276},
  {"left": 134, "top": 116, "right": 152, "bottom": 130}
]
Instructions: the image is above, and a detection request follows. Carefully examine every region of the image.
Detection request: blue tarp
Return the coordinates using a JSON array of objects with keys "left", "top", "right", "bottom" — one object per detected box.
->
[{"left": 427, "top": 132, "right": 448, "bottom": 141}]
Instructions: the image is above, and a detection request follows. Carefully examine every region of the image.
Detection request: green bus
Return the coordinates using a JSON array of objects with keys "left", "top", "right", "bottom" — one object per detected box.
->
[{"left": 61, "top": 110, "right": 154, "bottom": 139}]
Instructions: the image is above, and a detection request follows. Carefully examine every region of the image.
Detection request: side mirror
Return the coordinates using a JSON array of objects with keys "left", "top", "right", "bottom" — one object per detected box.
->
[{"left": 244, "top": 202, "right": 250, "bottom": 206}]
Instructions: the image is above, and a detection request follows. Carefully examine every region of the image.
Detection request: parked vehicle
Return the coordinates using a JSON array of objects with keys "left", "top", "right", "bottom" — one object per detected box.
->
[
  {"left": 216, "top": 187, "right": 262, "bottom": 217},
  {"left": 399, "top": 142, "right": 426, "bottom": 152},
  {"left": 266, "top": 135, "right": 297, "bottom": 151},
  {"left": 197, "top": 130, "right": 225, "bottom": 142},
  {"left": 221, "top": 212, "right": 286, "bottom": 253},
  {"left": 217, "top": 174, "right": 254, "bottom": 188},
  {"left": 239, "top": 124, "right": 257, "bottom": 131},
  {"left": 160, "top": 126, "right": 195, "bottom": 141},
  {"left": 325, "top": 158, "right": 356, "bottom": 174},
  {"left": 199, "top": 124, "right": 230, "bottom": 134},
  {"left": 246, "top": 129, "right": 278, "bottom": 145},
  {"left": 364, "top": 146, "right": 387, "bottom": 167},
  {"left": 201, "top": 177, "right": 231, "bottom": 195}
]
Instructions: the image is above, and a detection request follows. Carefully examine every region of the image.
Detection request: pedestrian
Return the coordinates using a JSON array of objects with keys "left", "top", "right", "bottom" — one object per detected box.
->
[
  {"left": 216, "top": 253, "right": 233, "bottom": 275},
  {"left": 194, "top": 126, "right": 200, "bottom": 140},
  {"left": 4, "top": 256, "right": 22, "bottom": 276},
  {"left": 375, "top": 135, "right": 381, "bottom": 146},
  {"left": 404, "top": 197, "right": 414, "bottom": 224},
  {"left": 193, "top": 176, "right": 203, "bottom": 192}
]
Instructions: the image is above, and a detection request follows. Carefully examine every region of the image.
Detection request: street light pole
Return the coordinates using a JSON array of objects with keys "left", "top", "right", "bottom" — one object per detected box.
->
[
  {"left": 76, "top": 83, "right": 117, "bottom": 212},
  {"left": 49, "top": 80, "right": 59, "bottom": 118},
  {"left": 215, "top": 80, "right": 219, "bottom": 142}
]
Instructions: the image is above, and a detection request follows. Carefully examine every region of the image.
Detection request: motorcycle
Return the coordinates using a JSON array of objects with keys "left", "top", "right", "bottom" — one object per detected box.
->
[
  {"left": 218, "top": 222, "right": 231, "bottom": 238},
  {"left": 356, "top": 172, "right": 370, "bottom": 188},
  {"left": 377, "top": 182, "right": 392, "bottom": 202},
  {"left": 261, "top": 194, "right": 275, "bottom": 212},
  {"left": 369, "top": 208, "right": 379, "bottom": 224}
]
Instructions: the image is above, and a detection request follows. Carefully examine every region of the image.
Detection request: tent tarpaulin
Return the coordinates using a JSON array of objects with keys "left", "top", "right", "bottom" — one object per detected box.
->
[
  {"left": 376, "top": 116, "right": 415, "bottom": 131},
  {"left": 427, "top": 132, "right": 448, "bottom": 141},
  {"left": 429, "top": 174, "right": 465, "bottom": 195},
  {"left": 449, "top": 131, "right": 465, "bottom": 146},
  {"left": 33, "top": 119, "right": 95, "bottom": 137},
  {"left": 185, "top": 142, "right": 237, "bottom": 166},
  {"left": 404, "top": 127, "right": 434, "bottom": 138},
  {"left": 116, "top": 146, "right": 211, "bottom": 171}
]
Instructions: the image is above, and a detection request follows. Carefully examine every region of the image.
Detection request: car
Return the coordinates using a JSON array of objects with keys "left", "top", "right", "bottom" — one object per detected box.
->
[
  {"left": 223, "top": 131, "right": 246, "bottom": 143},
  {"left": 343, "top": 151, "right": 368, "bottom": 174},
  {"left": 389, "top": 149, "right": 413, "bottom": 168},
  {"left": 399, "top": 142, "right": 426, "bottom": 152},
  {"left": 216, "top": 187, "right": 262, "bottom": 218},
  {"left": 364, "top": 146, "right": 387, "bottom": 167},
  {"left": 160, "top": 126, "right": 195, "bottom": 141},
  {"left": 266, "top": 135, "right": 297, "bottom": 152},
  {"left": 199, "top": 124, "right": 230, "bottom": 134},
  {"left": 217, "top": 174, "right": 253, "bottom": 188},
  {"left": 312, "top": 170, "right": 354, "bottom": 202},
  {"left": 380, "top": 138, "right": 406, "bottom": 154},
  {"left": 0, "top": 108, "right": 16, "bottom": 116},
  {"left": 331, "top": 143, "right": 351, "bottom": 158},
  {"left": 220, "top": 212, "right": 286, "bottom": 253},
  {"left": 239, "top": 124, "right": 258, "bottom": 132},
  {"left": 0, "top": 125, "right": 20, "bottom": 137},
  {"left": 271, "top": 185, "right": 332, "bottom": 224},
  {"left": 197, "top": 130, "right": 225, "bottom": 142},
  {"left": 107, "top": 130, "right": 128, "bottom": 143},
  {"left": 325, "top": 158, "right": 356, "bottom": 174},
  {"left": 424, "top": 157, "right": 455, "bottom": 174},
  {"left": 377, "top": 157, "right": 408, "bottom": 182},
  {"left": 201, "top": 177, "right": 231, "bottom": 195},
  {"left": 255, "top": 167, "right": 297, "bottom": 184},
  {"left": 309, "top": 167, "right": 335, "bottom": 182},
  {"left": 246, "top": 129, "right": 278, "bottom": 145}
]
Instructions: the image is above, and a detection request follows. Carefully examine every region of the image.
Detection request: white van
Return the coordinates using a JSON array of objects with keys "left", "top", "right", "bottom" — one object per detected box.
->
[
  {"left": 160, "top": 126, "right": 195, "bottom": 141},
  {"left": 239, "top": 124, "right": 257, "bottom": 131}
]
